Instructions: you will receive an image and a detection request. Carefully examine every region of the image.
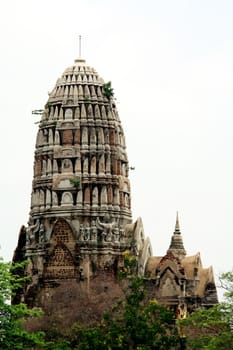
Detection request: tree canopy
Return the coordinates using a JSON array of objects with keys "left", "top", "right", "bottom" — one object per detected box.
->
[
  {"left": 0, "top": 258, "right": 44, "bottom": 349},
  {"left": 179, "top": 269, "right": 233, "bottom": 349},
  {"left": 1, "top": 255, "right": 233, "bottom": 349}
]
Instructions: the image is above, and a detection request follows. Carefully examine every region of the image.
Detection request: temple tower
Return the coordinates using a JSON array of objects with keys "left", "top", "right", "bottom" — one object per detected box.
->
[
  {"left": 13, "top": 57, "right": 134, "bottom": 315},
  {"left": 13, "top": 55, "right": 218, "bottom": 329}
]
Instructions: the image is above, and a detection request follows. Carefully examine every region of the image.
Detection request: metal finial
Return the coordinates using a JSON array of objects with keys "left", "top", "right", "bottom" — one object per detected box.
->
[{"left": 79, "top": 35, "right": 82, "bottom": 58}]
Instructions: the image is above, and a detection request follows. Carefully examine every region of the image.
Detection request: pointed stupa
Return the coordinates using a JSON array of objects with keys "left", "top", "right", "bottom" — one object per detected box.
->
[
  {"left": 167, "top": 212, "right": 186, "bottom": 259},
  {"left": 13, "top": 56, "right": 133, "bottom": 310}
]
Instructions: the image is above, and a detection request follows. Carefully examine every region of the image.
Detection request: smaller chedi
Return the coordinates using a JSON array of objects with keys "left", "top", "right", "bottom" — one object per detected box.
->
[
  {"left": 13, "top": 55, "right": 218, "bottom": 328},
  {"left": 144, "top": 213, "right": 218, "bottom": 313}
]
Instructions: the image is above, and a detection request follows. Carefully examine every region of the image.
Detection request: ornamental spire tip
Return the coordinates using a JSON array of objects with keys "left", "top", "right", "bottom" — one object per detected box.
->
[{"left": 174, "top": 211, "right": 181, "bottom": 234}]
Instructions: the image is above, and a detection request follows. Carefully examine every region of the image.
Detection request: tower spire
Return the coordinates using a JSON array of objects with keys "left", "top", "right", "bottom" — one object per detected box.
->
[
  {"left": 174, "top": 211, "right": 181, "bottom": 234},
  {"left": 79, "top": 35, "right": 82, "bottom": 58},
  {"left": 75, "top": 35, "right": 85, "bottom": 64},
  {"left": 167, "top": 212, "right": 186, "bottom": 259}
]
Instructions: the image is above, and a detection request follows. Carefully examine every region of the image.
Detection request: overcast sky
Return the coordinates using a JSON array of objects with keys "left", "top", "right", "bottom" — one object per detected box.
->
[{"left": 1, "top": 0, "right": 233, "bottom": 299}]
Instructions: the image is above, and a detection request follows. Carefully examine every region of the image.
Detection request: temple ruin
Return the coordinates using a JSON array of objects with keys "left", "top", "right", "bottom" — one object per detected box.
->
[{"left": 13, "top": 56, "right": 218, "bottom": 327}]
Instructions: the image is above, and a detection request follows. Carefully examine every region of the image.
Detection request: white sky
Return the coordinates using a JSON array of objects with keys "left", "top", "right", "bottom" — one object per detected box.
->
[{"left": 0, "top": 0, "right": 233, "bottom": 299}]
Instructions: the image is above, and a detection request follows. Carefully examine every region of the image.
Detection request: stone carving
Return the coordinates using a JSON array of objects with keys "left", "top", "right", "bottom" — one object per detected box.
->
[
  {"left": 38, "top": 221, "right": 45, "bottom": 244},
  {"left": 96, "top": 217, "right": 116, "bottom": 242},
  {"left": 26, "top": 219, "right": 40, "bottom": 245},
  {"left": 84, "top": 223, "right": 90, "bottom": 241},
  {"left": 79, "top": 223, "right": 90, "bottom": 241},
  {"left": 91, "top": 219, "right": 97, "bottom": 242},
  {"left": 112, "top": 227, "right": 120, "bottom": 242},
  {"left": 79, "top": 224, "right": 85, "bottom": 241}
]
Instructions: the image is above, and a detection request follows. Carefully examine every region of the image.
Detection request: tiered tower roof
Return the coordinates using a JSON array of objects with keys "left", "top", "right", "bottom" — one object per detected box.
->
[
  {"left": 167, "top": 212, "right": 186, "bottom": 259},
  {"left": 32, "top": 57, "right": 131, "bottom": 225},
  {"left": 13, "top": 57, "right": 134, "bottom": 307}
]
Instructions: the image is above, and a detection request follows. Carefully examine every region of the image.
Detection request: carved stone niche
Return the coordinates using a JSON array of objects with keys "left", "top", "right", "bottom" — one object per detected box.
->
[
  {"left": 61, "top": 159, "right": 73, "bottom": 174},
  {"left": 64, "top": 108, "right": 73, "bottom": 120},
  {"left": 61, "top": 192, "right": 73, "bottom": 206}
]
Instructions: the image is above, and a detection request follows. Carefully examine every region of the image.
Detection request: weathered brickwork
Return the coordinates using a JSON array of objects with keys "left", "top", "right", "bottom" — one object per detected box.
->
[
  {"left": 74, "top": 129, "right": 80, "bottom": 144},
  {"left": 45, "top": 245, "right": 76, "bottom": 279},
  {"left": 62, "top": 130, "right": 73, "bottom": 145},
  {"left": 52, "top": 219, "right": 73, "bottom": 243}
]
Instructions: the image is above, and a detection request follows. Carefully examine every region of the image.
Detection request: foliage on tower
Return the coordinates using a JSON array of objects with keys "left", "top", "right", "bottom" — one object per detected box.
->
[{"left": 102, "top": 81, "right": 114, "bottom": 99}]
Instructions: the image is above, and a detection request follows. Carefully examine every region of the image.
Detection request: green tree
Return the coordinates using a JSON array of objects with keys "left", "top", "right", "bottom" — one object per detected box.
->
[
  {"left": 64, "top": 277, "right": 179, "bottom": 350},
  {"left": 0, "top": 258, "right": 45, "bottom": 350},
  {"left": 102, "top": 277, "right": 179, "bottom": 350},
  {"left": 179, "top": 269, "right": 233, "bottom": 349},
  {"left": 64, "top": 251, "right": 179, "bottom": 349}
]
